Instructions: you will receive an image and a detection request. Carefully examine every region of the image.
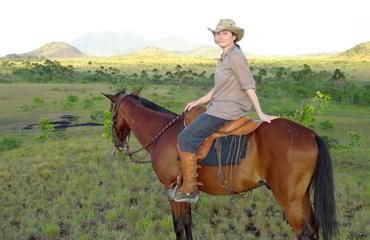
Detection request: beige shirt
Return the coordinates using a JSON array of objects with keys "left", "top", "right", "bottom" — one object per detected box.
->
[{"left": 206, "top": 45, "right": 256, "bottom": 120}]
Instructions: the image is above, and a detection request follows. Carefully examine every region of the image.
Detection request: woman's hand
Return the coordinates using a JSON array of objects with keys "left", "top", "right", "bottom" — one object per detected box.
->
[
  {"left": 184, "top": 88, "right": 214, "bottom": 112},
  {"left": 258, "top": 112, "right": 279, "bottom": 123},
  {"left": 184, "top": 100, "right": 202, "bottom": 112}
]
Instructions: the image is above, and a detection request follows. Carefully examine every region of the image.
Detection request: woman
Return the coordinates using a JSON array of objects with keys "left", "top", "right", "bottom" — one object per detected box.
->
[{"left": 173, "top": 19, "right": 278, "bottom": 203}]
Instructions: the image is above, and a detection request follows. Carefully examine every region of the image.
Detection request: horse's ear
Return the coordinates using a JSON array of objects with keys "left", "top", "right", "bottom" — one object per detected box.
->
[
  {"left": 101, "top": 93, "right": 117, "bottom": 102},
  {"left": 131, "top": 88, "right": 142, "bottom": 96}
]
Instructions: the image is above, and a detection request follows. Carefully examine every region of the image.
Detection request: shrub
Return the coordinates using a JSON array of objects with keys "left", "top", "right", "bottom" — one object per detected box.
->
[
  {"left": 348, "top": 131, "right": 361, "bottom": 147},
  {"left": 0, "top": 136, "right": 22, "bottom": 151},
  {"left": 35, "top": 118, "right": 54, "bottom": 142},
  {"left": 103, "top": 111, "right": 112, "bottom": 139},
  {"left": 288, "top": 91, "right": 331, "bottom": 126},
  {"left": 67, "top": 95, "right": 79, "bottom": 103},
  {"left": 353, "top": 85, "right": 370, "bottom": 105},
  {"left": 62, "top": 95, "right": 79, "bottom": 109}
]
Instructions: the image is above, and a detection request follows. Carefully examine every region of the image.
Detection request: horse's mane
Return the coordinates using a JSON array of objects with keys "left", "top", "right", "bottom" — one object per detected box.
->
[{"left": 130, "top": 95, "right": 178, "bottom": 116}]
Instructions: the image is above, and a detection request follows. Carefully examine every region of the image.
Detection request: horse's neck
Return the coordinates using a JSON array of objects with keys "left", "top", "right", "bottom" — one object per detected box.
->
[{"left": 121, "top": 98, "right": 174, "bottom": 151}]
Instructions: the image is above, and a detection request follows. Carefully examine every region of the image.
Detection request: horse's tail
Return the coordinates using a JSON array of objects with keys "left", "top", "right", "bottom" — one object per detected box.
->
[{"left": 312, "top": 136, "right": 338, "bottom": 240}]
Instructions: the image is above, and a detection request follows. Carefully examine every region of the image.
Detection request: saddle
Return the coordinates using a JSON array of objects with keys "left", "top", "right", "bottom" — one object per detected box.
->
[{"left": 184, "top": 106, "right": 263, "bottom": 161}]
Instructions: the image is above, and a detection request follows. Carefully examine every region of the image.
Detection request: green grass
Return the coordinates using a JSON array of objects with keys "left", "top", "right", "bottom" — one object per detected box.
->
[
  {"left": 0, "top": 134, "right": 368, "bottom": 239},
  {"left": 0, "top": 81, "right": 369, "bottom": 239}
]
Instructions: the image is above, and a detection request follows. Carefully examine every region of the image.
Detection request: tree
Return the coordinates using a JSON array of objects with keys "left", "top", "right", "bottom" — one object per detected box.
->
[
  {"left": 174, "top": 65, "right": 184, "bottom": 86},
  {"left": 330, "top": 69, "right": 345, "bottom": 90},
  {"left": 257, "top": 68, "right": 267, "bottom": 83},
  {"left": 140, "top": 70, "right": 149, "bottom": 83}
]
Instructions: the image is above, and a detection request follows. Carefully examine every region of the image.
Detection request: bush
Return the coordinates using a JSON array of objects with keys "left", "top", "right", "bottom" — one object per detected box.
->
[
  {"left": 0, "top": 136, "right": 22, "bottom": 151},
  {"left": 102, "top": 111, "right": 112, "bottom": 139},
  {"left": 13, "top": 59, "right": 74, "bottom": 82},
  {"left": 35, "top": 118, "right": 54, "bottom": 142},
  {"left": 348, "top": 131, "right": 361, "bottom": 147},
  {"left": 67, "top": 95, "right": 79, "bottom": 103},
  {"left": 62, "top": 95, "right": 79, "bottom": 110},
  {"left": 353, "top": 85, "right": 370, "bottom": 105}
]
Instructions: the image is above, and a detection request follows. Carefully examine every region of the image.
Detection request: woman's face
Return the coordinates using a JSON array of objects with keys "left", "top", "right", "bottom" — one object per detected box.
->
[{"left": 214, "top": 30, "right": 236, "bottom": 49}]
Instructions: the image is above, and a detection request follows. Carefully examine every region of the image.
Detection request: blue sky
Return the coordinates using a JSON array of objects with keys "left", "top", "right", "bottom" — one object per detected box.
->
[{"left": 1, "top": 0, "right": 369, "bottom": 56}]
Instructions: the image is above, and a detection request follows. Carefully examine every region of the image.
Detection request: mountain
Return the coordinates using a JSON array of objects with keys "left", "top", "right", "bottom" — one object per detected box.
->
[
  {"left": 25, "top": 42, "right": 86, "bottom": 58},
  {"left": 72, "top": 30, "right": 149, "bottom": 56},
  {"left": 338, "top": 41, "right": 370, "bottom": 59},
  {"left": 5, "top": 42, "right": 86, "bottom": 59},
  {"left": 71, "top": 30, "right": 204, "bottom": 56}
]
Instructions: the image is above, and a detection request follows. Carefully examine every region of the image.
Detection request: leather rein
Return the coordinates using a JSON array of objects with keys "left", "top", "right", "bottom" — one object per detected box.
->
[{"left": 111, "top": 93, "right": 182, "bottom": 164}]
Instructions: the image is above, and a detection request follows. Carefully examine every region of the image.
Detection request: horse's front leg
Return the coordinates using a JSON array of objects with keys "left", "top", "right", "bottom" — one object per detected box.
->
[
  {"left": 170, "top": 201, "right": 193, "bottom": 240},
  {"left": 184, "top": 203, "right": 193, "bottom": 240}
]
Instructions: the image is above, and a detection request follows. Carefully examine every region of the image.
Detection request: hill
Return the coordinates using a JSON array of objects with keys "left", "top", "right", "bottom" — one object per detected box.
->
[
  {"left": 5, "top": 42, "right": 86, "bottom": 59},
  {"left": 338, "top": 41, "right": 370, "bottom": 59},
  {"left": 25, "top": 42, "right": 87, "bottom": 58}
]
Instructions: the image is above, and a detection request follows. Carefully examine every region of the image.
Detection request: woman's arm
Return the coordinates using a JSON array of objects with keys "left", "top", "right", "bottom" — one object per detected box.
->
[
  {"left": 245, "top": 89, "right": 278, "bottom": 123},
  {"left": 184, "top": 88, "right": 214, "bottom": 111}
]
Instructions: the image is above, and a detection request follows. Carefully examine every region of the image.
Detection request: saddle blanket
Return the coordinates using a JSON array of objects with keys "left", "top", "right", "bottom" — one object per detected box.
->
[{"left": 200, "top": 135, "right": 248, "bottom": 166}]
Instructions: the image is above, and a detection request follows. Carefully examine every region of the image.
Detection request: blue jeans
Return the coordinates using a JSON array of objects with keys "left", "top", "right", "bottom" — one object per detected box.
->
[{"left": 178, "top": 113, "right": 228, "bottom": 153}]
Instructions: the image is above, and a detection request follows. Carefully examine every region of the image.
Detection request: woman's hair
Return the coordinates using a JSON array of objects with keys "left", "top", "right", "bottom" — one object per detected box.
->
[{"left": 232, "top": 33, "right": 241, "bottom": 50}]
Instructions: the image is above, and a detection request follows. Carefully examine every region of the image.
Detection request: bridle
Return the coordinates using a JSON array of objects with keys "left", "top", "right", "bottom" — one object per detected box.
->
[{"left": 110, "top": 92, "right": 182, "bottom": 164}]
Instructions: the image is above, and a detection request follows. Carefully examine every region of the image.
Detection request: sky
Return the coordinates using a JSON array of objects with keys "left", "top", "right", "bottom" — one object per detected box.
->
[{"left": 0, "top": 0, "right": 369, "bottom": 56}]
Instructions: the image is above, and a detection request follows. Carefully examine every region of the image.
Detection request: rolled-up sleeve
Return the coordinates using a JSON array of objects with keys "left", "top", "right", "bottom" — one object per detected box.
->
[{"left": 230, "top": 53, "right": 256, "bottom": 90}]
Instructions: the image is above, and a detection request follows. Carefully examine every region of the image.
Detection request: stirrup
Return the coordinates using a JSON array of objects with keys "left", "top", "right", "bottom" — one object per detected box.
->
[
  {"left": 173, "top": 191, "right": 199, "bottom": 203},
  {"left": 166, "top": 176, "right": 181, "bottom": 200}
]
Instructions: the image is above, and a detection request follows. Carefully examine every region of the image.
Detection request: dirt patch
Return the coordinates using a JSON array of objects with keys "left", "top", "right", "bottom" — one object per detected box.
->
[{"left": 23, "top": 114, "right": 103, "bottom": 130}]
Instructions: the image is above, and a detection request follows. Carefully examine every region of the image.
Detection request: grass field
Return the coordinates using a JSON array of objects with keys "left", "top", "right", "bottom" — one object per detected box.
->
[{"left": 0, "top": 56, "right": 369, "bottom": 239}]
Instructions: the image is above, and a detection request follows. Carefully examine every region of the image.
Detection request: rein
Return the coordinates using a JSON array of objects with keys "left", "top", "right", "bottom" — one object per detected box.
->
[
  {"left": 111, "top": 93, "right": 182, "bottom": 164},
  {"left": 122, "top": 115, "right": 182, "bottom": 164}
]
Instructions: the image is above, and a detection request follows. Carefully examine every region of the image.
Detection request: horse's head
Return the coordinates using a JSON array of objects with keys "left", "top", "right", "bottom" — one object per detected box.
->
[{"left": 102, "top": 89, "right": 142, "bottom": 150}]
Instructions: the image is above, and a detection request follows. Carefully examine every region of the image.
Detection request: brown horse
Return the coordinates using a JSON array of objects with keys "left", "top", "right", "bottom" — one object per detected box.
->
[{"left": 103, "top": 90, "right": 338, "bottom": 240}]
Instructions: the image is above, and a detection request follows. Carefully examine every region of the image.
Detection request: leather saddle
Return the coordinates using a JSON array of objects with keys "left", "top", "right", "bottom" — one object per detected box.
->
[{"left": 184, "top": 106, "right": 263, "bottom": 161}]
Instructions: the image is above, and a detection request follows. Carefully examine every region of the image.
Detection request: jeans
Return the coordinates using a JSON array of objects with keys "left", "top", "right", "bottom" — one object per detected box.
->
[{"left": 178, "top": 113, "right": 228, "bottom": 153}]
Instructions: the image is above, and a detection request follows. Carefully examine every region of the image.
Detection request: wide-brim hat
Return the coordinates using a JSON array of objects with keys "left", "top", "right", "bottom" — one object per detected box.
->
[{"left": 208, "top": 19, "right": 244, "bottom": 42}]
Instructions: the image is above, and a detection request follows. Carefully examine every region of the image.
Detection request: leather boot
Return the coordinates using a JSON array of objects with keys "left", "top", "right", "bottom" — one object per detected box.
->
[{"left": 173, "top": 149, "right": 200, "bottom": 203}]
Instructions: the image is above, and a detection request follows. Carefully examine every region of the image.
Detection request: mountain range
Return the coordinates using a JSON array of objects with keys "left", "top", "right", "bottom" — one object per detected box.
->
[
  {"left": 2, "top": 30, "right": 369, "bottom": 60},
  {"left": 71, "top": 30, "right": 204, "bottom": 56}
]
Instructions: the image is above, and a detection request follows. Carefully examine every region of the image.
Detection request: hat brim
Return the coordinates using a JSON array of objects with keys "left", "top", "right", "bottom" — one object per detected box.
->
[{"left": 208, "top": 27, "right": 244, "bottom": 42}]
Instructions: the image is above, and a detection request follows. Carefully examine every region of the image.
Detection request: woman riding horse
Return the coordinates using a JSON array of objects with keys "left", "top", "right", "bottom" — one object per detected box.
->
[{"left": 174, "top": 19, "right": 278, "bottom": 203}]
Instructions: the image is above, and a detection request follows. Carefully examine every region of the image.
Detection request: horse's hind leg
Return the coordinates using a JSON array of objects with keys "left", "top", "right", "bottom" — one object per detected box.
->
[
  {"left": 273, "top": 191, "right": 317, "bottom": 239},
  {"left": 170, "top": 201, "right": 193, "bottom": 240},
  {"left": 301, "top": 193, "right": 317, "bottom": 239}
]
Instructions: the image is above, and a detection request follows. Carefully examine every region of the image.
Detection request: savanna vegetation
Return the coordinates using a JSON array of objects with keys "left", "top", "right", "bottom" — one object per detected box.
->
[{"left": 0, "top": 54, "right": 369, "bottom": 239}]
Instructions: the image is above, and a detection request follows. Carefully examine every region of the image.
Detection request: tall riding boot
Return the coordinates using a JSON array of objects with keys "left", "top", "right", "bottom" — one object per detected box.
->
[{"left": 173, "top": 150, "right": 200, "bottom": 203}]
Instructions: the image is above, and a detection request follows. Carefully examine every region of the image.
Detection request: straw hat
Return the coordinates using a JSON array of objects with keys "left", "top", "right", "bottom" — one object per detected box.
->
[{"left": 208, "top": 19, "right": 244, "bottom": 42}]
